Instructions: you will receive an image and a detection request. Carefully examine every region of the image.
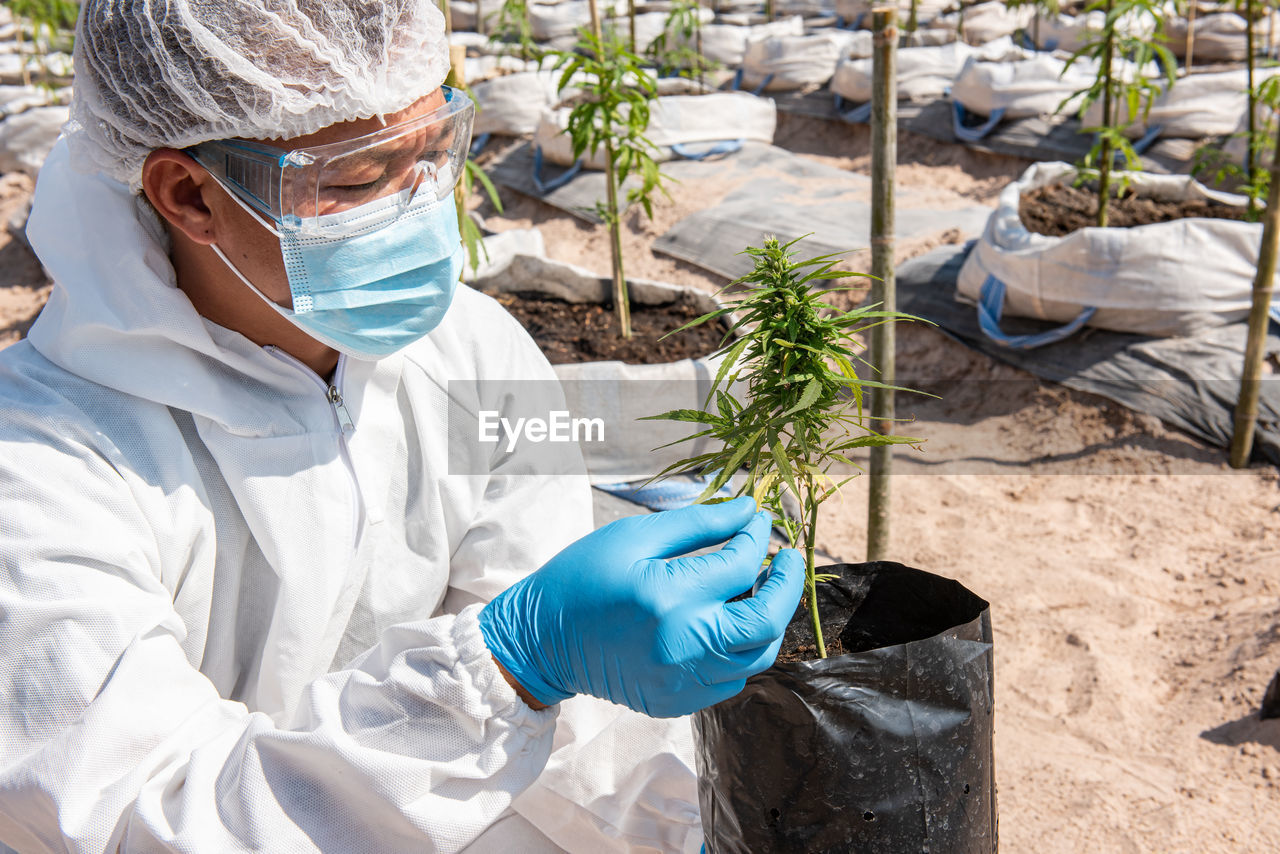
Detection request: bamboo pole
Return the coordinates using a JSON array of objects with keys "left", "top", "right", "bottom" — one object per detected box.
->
[
  {"left": 1229, "top": 119, "right": 1280, "bottom": 467},
  {"left": 587, "top": 0, "right": 633, "bottom": 338},
  {"left": 1185, "top": 0, "right": 1197, "bottom": 73},
  {"left": 867, "top": 6, "right": 897, "bottom": 563}
]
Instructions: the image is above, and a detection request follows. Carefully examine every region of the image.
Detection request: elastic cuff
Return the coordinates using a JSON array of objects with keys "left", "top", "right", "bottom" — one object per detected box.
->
[
  {"left": 476, "top": 601, "right": 574, "bottom": 707},
  {"left": 456, "top": 605, "right": 561, "bottom": 728}
]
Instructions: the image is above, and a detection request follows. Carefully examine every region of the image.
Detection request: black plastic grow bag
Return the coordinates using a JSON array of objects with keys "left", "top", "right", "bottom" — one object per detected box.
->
[{"left": 694, "top": 561, "right": 995, "bottom": 854}]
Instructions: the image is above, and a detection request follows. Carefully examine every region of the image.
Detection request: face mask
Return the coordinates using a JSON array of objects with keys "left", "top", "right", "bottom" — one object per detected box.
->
[{"left": 209, "top": 181, "right": 463, "bottom": 361}]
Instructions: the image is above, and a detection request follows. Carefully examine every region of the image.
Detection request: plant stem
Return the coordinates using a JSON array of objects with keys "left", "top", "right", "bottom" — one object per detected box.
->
[
  {"left": 1096, "top": 0, "right": 1115, "bottom": 228},
  {"left": 586, "top": 0, "right": 631, "bottom": 338},
  {"left": 441, "top": 0, "right": 452, "bottom": 38},
  {"left": 477, "top": 0, "right": 486, "bottom": 34},
  {"left": 603, "top": 140, "right": 631, "bottom": 338},
  {"left": 1185, "top": 0, "right": 1196, "bottom": 72},
  {"left": 696, "top": 15, "right": 704, "bottom": 90},
  {"left": 907, "top": 0, "right": 918, "bottom": 32},
  {"left": 1230, "top": 117, "right": 1280, "bottom": 467},
  {"left": 629, "top": 0, "right": 637, "bottom": 53},
  {"left": 1248, "top": 0, "right": 1258, "bottom": 218},
  {"left": 868, "top": 5, "right": 897, "bottom": 562},
  {"left": 805, "top": 496, "right": 826, "bottom": 658}
]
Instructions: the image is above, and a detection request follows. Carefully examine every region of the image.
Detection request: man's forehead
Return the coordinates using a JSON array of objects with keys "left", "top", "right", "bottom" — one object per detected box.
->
[{"left": 256, "top": 89, "right": 447, "bottom": 151}]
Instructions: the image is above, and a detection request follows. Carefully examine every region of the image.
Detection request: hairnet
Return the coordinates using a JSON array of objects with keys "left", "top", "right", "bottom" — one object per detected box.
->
[{"left": 66, "top": 0, "right": 451, "bottom": 192}]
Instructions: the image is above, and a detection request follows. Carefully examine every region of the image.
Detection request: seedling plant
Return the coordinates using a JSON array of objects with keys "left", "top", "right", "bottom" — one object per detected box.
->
[
  {"left": 1193, "top": 73, "right": 1280, "bottom": 220},
  {"left": 1005, "top": 0, "right": 1061, "bottom": 50},
  {"left": 648, "top": 0, "right": 719, "bottom": 87},
  {"left": 551, "top": 27, "right": 668, "bottom": 339},
  {"left": 9, "top": 0, "right": 77, "bottom": 90},
  {"left": 457, "top": 157, "right": 505, "bottom": 276},
  {"left": 647, "top": 236, "right": 922, "bottom": 658},
  {"left": 1191, "top": 2, "right": 1279, "bottom": 219},
  {"left": 491, "top": 0, "right": 541, "bottom": 61},
  {"left": 1061, "top": 0, "right": 1175, "bottom": 226}
]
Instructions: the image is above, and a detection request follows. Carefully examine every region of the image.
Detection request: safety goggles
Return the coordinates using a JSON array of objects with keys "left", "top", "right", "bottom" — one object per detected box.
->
[{"left": 187, "top": 86, "right": 474, "bottom": 238}]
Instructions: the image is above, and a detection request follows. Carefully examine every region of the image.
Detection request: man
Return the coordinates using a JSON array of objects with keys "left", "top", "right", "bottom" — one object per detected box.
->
[{"left": 0, "top": 1, "right": 803, "bottom": 852}]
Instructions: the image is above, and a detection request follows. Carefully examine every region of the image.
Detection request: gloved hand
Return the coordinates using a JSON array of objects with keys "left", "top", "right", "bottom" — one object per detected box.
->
[{"left": 478, "top": 496, "right": 805, "bottom": 718}]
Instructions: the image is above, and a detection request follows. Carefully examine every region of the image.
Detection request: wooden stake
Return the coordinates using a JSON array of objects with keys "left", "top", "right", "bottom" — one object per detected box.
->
[
  {"left": 445, "top": 44, "right": 466, "bottom": 88},
  {"left": 867, "top": 6, "right": 897, "bottom": 562},
  {"left": 1185, "top": 0, "right": 1197, "bottom": 73},
  {"left": 588, "top": 0, "right": 602, "bottom": 41},
  {"left": 1230, "top": 119, "right": 1280, "bottom": 467}
]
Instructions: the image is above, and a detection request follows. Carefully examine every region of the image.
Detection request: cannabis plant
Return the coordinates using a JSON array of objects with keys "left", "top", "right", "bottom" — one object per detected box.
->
[
  {"left": 1061, "top": 0, "right": 1175, "bottom": 226},
  {"left": 491, "top": 0, "right": 540, "bottom": 61},
  {"left": 457, "top": 158, "right": 505, "bottom": 276},
  {"left": 1005, "top": 0, "right": 1061, "bottom": 49},
  {"left": 646, "top": 236, "right": 922, "bottom": 658},
  {"left": 1192, "top": 0, "right": 1274, "bottom": 218},
  {"left": 9, "top": 0, "right": 77, "bottom": 90},
  {"left": 551, "top": 27, "right": 668, "bottom": 339},
  {"left": 648, "top": 0, "right": 718, "bottom": 87}
]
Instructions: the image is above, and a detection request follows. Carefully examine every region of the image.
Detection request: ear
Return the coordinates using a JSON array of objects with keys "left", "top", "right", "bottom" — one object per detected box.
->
[{"left": 141, "top": 149, "right": 218, "bottom": 246}]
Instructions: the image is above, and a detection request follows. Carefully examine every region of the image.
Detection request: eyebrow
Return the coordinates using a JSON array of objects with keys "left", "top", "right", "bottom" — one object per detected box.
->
[{"left": 337, "top": 129, "right": 453, "bottom": 171}]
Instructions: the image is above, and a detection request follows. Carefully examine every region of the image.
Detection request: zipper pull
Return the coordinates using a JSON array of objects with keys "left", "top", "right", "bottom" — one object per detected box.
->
[{"left": 327, "top": 384, "right": 355, "bottom": 434}]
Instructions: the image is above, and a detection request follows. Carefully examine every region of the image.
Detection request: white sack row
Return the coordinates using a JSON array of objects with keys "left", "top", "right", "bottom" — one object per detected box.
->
[
  {"left": 1163, "top": 12, "right": 1280, "bottom": 62},
  {"left": 830, "top": 35, "right": 1027, "bottom": 103},
  {"left": 534, "top": 91, "right": 777, "bottom": 169}
]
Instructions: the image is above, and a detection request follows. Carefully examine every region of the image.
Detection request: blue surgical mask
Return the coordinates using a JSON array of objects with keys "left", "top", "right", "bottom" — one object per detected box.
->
[{"left": 209, "top": 182, "right": 463, "bottom": 361}]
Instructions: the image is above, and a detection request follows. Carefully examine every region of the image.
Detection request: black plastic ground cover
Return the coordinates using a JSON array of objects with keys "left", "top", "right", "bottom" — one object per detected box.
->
[
  {"left": 694, "top": 561, "right": 996, "bottom": 854},
  {"left": 896, "top": 242, "right": 1280, "bottom": 466}
]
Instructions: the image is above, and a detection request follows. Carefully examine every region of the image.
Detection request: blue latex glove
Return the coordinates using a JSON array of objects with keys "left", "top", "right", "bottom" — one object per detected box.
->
[{"left": 479, "top": 496, "right": 805, "bottom": 718}]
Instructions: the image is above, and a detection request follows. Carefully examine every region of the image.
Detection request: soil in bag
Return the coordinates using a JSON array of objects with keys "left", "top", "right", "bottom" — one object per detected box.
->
[
  {"left": 1020, "top": 181, "right": 1248, "bottom": 237},
  {"left": 495, "top": 292, "right": 729, "bottom": 365},
  {"left": 695, "top": 561, "right": 996, "bottom": 854}
]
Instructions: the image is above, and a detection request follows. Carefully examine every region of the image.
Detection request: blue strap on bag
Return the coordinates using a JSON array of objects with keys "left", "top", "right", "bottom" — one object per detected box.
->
[
  {"left": 670, "top": 139, "right": 746, "bottom": 159},
  {"left": 531, "top": 144, "right": 585, "bottom": 194},
  {"left": 952, "top": 100, "right": 1006, "bottom": 142},
  {"left": 977, "top": 273, "right": 1097, "bottom": 349},
  {"left": 833, "top": 94, "right": 873, "bottom": 124}
]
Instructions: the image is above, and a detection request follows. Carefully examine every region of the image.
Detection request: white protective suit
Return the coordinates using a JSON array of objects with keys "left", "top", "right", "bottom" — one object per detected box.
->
[{"left": 0, "top": 139, "right": 702, "bottom": 854}]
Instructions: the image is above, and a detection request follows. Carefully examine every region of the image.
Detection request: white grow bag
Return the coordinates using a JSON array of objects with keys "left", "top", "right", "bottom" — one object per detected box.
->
[
  {"left": 956, "top": 161, "right": 1266, "bottom": 343},
  {"left": 1081, "top": 67, "right": 1280, "bottom": 140},
  {"left": 834, "top": 0, "right": 951, "bottom": 28},
  {"left": 689, "top": 16, "right": 806, "bottom": 67},
  {"left": 933, "top": 2, "right": 1032, "bottom": 45},
  {"left": 534, "top": 92, "right": 777, "bottom": 174},
  {"left": 1026, "top": 10, "right": 1157, "bottom": 53},
  {"left": 832, "top": 41, "right": 975, "bottom": 103},
  {"left": 472, "top": 70, "right": 564, "bottom": 137},
  {"left": 950, "top": 53, "right": 1098, "bottom": 119},
  {"left": 739, "top": 29, "right": 862, "bottom": 91},
  {"left": 830, "top": 37, "right": 1023, "bottom": 103},
  {"left": 1164, "top": 12, "right": 1279, "bottom": 63}
]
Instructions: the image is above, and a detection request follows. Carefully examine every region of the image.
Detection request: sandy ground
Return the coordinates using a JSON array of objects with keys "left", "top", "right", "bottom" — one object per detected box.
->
[{"left": 3, "top": 113, "right": 1278, "bottom": 851}]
